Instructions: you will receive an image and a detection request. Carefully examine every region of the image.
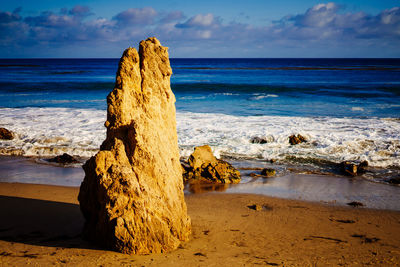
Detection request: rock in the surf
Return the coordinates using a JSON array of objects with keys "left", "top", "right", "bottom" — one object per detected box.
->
[
  {"left": 261, "top": 168, "right": 276, "bottom": 177},
  {"left": 0, "top": 128, "right": 14, "bottom": 140},
  {"left": 339, "top": 160, "right": 368, "bottom": 176},
  {"left": 48, "top": 153, "right": 79, "bottom": 164},
  {"left": 389, "top": 177, "right": 400, "bottom": 185},
  {"left": 288, "top": 134, "right": 307, "bottom": 145},
  {"left": 182, "top": 145, "right": 241, "bottom": 184},
  {"left": 78, "top": 37, "right": 191, "bottom": 255},
  {"left": 250, "top": 136, "right": 274, "bottom": 144},
  {"left": 250, "top": 136, "right": 268, "bottom": 144}
]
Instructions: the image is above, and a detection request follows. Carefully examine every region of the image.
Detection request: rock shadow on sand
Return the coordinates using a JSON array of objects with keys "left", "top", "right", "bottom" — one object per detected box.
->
[{"left": 0, "top": 195, "right": 97, "bottom": 250}]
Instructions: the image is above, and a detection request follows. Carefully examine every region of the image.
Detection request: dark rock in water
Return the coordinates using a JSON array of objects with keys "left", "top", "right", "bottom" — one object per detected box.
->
[
  {"left": 340, "top": 161, "right": 358, "bottom": 176},
  {"left": 358, "top": 161, "right": 368, "bottom": 174},
  {"left": 347, "top": 201, "right": 364, "bottom": 207},
  {"left": 288, "top": 134, "right": 307, "bottom": 145},
  {"left": 261, "top": 168, "right": 276, "bottom": 177},
  {"left": 339, "top": 161, "right": 369, "bottom": 176},
  {"left": 48, "top": 153, "right": 79, "bottom": 164},
  {"left": 183, "top": 145, "right": 241, "bottom": 184},
  {"left": 0, "top": 128, "right": 14, "bottom": 140},
  {"left": 389, "top": 178, "right": 400, "bottom": 185},
  {"left": 250, "top": 136, "right": 268, "bottom": 144},
  {"left": 359, "top": 160, "right": 368, "bottom": 168}
]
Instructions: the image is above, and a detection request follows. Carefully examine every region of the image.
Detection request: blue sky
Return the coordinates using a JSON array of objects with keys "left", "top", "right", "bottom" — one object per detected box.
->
[{"left": 0, "top": 1, "right": 399, "bottom": 58}]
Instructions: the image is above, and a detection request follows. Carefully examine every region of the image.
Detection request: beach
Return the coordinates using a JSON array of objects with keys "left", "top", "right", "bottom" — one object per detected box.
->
[
  {"left": 1, "top": 56, "right": 400, "bottom": 265},
  {"left": 1, "top": 182, "right": 400, "bottom": 266},
  {"left": 1, "top": 0, "right": 400, "bottom": 264}
]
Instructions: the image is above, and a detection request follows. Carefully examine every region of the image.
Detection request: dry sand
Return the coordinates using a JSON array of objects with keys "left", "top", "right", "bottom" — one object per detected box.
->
[{"left": 0, "top": 182, "right": 399, "bottom": 266}]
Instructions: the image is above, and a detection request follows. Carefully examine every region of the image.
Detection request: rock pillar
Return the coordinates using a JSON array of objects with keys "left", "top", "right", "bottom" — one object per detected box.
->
[{"left": 78, "top": 37, "right": 191, "bottom": 254}]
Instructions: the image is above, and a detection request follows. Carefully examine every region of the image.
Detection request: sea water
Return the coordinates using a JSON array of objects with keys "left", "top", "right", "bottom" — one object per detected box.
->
[{"left": 0, "top": 58, "right": 399, "bottom": 184}]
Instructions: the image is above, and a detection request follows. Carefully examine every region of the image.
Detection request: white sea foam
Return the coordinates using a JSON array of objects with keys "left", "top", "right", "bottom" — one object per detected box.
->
[
  {"left": 0, "top": 107, "right": 399, "bottom": 168},
  {"left": 29, "top": 99, "right": 104, "bottom": 104},
  {"left": 250, "top": 94, "right": 279, "bottom": 100},
  {"left": 0, "top": 107, "right": 106, "bottom": 158},
  {"left": 212, "top": 93, "right": 240, "bottom": 96},
  {"left": 351, "top": 107, "right": 364, "bottom": 111},
  {"left": 178, "top": 96, "right": 207, "bottom": 100}
]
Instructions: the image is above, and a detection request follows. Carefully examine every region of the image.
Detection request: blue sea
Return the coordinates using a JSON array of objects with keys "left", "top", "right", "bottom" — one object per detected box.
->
[{"left": 0, "top": 58, "right": 399, "bottom": 183}]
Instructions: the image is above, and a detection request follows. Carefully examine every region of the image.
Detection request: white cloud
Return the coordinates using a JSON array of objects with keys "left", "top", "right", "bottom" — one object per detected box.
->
[
  {"left": 0, "top": 3, "right": 399, "bottom": 57},
  {"left": 113, "top": 7, "right": 157, "bottom": 25},
  {"left": 176, "top": 13, "right": 219, "bottom": 28}
]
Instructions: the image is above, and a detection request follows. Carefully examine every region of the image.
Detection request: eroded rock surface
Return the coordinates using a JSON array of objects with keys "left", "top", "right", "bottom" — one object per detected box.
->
[
  {"left": 182, "top": 145, "right": 241, "bottom": 184},
  {"left": 261, "top": 168, "right": 276, "bottom": 177},
  {"left": 339, "top": 160, "right": 368, "bottom": 176},
  {"left": 289, "top": 134, "right": 307, "bottom": 145},
  {"left": 0, "top": 128, "right": 13, "bottom": 140},
  {"left": 78, "top": 37, "right": 191, "bottom": 254}
]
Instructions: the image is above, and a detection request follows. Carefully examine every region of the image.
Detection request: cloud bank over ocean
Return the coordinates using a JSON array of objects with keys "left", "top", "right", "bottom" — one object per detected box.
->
[{"left": 0, "top": 3, "right": 399, "bottom": 57}]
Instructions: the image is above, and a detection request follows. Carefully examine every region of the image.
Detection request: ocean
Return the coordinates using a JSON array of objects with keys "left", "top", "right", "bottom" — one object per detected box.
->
[{"left": 0, "top": 58, "right": 399, "bottom": 184}]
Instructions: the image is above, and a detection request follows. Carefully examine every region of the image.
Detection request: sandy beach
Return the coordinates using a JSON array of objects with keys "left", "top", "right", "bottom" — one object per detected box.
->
[{"left": 0, "top": 182, "right": 399, "bottom": 266}]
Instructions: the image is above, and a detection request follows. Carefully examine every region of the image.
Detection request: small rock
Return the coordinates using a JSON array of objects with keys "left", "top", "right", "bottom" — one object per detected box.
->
[
  {"left": 247, "top": 204, "right": 263, "bottom": 211},
  {"left": 339, "top": 161, "right": 369, "bottom": 176},
  {"left": 194, "top": 252, "right": 206, "bottom": 257},
  {"left": 48, "top": 153, "right": 79, "bottom": 164},
  {"left": 389, "top": 178, "right": 400, "bottom": 185},
  {"left": 289, "top": 134, "right": 307, "bottom": 145},
  {"left": 359, "top": 160, "right": 368, "bottom": 168},
  {"left": 0, "top": 128, "right": 14, "bottom": 140},
  {"left": 340, "top": 161, "right": 358, "bottom": 176},
  {"left": 347, "top": 201, "right": 364, "bottom": 207},
  {"left": 358, "top": 160, "right": 368, "bottom": 174},
  {"left": 183, "top": 145, "right": 241, "bottom": 184},
  {"left": 261, "top": 168, "right": 276, "bottom": 177},
  {"left": 250, "top": 136, "right": 268, "bottom": 144}
]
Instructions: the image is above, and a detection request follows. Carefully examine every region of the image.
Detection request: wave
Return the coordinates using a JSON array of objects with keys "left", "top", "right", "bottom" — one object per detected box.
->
[
  {"left": 1, "top": 107, "right": 398, "bottom": 171},
  {"left": 171, "top": 83, "right": 400, "bottom": 98},
  {"left": 250, "top": 94, "right": 279, "bottom": 100},
  {"left": 0, "top": 81, "right": 114, "bottom": 93},
  {"left": 29, "top": 99, "right": 104, "bottom": 104},
  {"left": 178, "top": 96, "right": 207, "bottom": 100},
  {"left": 48, "top": 70, "right": 91, "bottom": 75},
  {"left": 0, "top": 64, "right": 42, "bottom": 68},
  {"left": 174, "top": 66, "right": 400, "bottom": 71},
  {"left": 1, "top": 81, "right": 399, "bottom": 100}
]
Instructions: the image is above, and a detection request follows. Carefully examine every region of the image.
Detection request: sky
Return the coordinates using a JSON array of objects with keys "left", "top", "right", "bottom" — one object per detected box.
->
[{"left": 0, "top": 0, "right": 399, "bottom": 58}]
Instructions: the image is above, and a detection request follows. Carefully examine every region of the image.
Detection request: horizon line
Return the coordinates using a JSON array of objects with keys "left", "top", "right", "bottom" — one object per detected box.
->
[{"left": 1, "top": 57, "right": 400, "bottom": 60}]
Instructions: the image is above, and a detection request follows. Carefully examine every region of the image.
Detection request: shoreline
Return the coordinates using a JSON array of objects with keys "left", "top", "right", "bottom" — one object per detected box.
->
[
  {"left": 1, "top": 155, "right": 400, "bottom": 211},
  {"left": 0, "top": 182, "right": 399, "bottom": 266}
]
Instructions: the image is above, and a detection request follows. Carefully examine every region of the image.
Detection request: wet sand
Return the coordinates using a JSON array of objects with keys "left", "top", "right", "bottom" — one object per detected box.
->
[
  {"left": 0, "top": 182, "right": 400, "bottom": 266},
  {"left": 2, "top": 155, "right": 400, "bottom": 210}
]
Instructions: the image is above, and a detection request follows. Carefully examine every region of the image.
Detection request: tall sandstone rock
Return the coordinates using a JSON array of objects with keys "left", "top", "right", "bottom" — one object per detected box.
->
[{"left": 78, "top": 37, "right": 191, "bottom": 254}]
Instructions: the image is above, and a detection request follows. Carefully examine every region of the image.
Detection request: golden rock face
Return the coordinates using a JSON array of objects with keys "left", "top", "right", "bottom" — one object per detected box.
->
[
  {"left": 78, "top": 37, "right": 191, "bottom": 255},
  {"left": 183, "top": 145, "right": 241, "bottom": 184}
]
